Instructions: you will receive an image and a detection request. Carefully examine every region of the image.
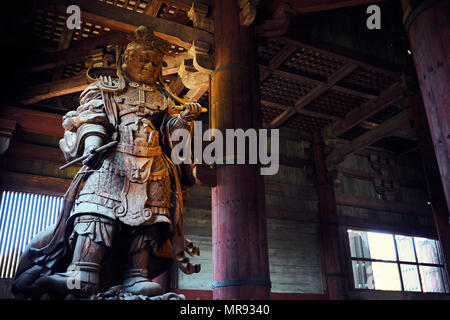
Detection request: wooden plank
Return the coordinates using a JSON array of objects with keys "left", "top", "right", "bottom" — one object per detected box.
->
[
  {"left": 335, "top": 191, "right": 431, "bottom": 217},
  {"left": 144, "top": 0, "right": 163, "bottom": 16},
  {"left": 0, "top": 106, "right": 63, "bottom": 137},
  {"left": 338, "top": 215, "right": 437, "bottom": 239},
  {"left": 325, "top": 109, "right": 411, "bottom": 167},
  {"left": 4, "top": 142, "right": 68, "bottom": 166},
  {"left": 0, "top": 171, "right": 71, "bottom": 197},
  {"left": 21, "top": 75, "right": 90, "bottom": 105},
  {"left": 322, "top": 82, "right": 406, "bottom": 139},
  {"left": 269, "top": 0, "right": 389, "bottom": 14},
  {"left": 68, "top": 0, "right": 213, "bottom": 49}
]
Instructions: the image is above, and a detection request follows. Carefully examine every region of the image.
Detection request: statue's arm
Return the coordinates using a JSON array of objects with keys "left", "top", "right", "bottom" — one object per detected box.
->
[
  {"left": 59, "top": 83, "right": 111, "bottom": 167},
  {"left": 165, "top": 102, "right": 203, "bottom": 133}
]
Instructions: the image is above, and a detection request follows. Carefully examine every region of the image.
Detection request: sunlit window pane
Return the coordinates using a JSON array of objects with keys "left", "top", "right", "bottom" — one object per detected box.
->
[
  {"left": 367, "top": 232, "right": 396, "bottom": 261},
  {"left": 347, "top": 229, "right": 448, "bottom": 293},
  {"left": 352, "top": 260, "right": 374, "bottom": 289},
  {"left": 414, "top": 237, "right": 440, "bottom": 264},
  {"left": 348, "top": 230, "right": 371, "bottom": 259},
  {"left": 400, "top": 264, "right": 421, "bottom": 292},
  {"left": 420, "top": 266, "right": 446, "bottom": 293},
  {"left": 372, "top": 262, "right": 402, "bottom": 291},
  {"left": 0, "top": 191, "right": 63, "bottom": 278},
  {"left": 395, "top": 235, "right": 416, "bottom": 263}
]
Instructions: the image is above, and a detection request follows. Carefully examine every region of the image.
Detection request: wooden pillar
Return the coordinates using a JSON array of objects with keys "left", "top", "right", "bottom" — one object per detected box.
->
[
  {"left": 411, "top": 93, "right": 450, "bottom": 279},
  {"left": 312, "top": 132, "right": 348, "bottom": 300},
  {"left": 210, "top": 0, "right": 271, "bottom": 300},
  {"left": 402, "top": 0, "right": 450, "bottom": 211}
]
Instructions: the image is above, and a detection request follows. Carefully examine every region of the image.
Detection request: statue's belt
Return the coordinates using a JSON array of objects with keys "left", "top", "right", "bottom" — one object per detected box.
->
[{"left": 116, "top": 143, "right": 161, "bottom": 157}]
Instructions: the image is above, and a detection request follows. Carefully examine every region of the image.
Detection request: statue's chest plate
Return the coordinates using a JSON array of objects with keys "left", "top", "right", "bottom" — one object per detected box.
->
[{"left": 115, "top": 85, "right": 168, "bottom": 112}]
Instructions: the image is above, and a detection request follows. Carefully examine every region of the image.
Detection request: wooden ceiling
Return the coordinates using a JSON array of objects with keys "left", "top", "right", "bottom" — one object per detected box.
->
[{"left": 9, "top": 0, "right": 418, "bottom": 157}]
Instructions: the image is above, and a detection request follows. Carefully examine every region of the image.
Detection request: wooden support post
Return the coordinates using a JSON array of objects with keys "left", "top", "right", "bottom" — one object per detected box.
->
[
  {"left": 411, "top": 92, "right": 450, "bottom": 281},
  {"left": 403, "top": 0, "right": 450, "bottom": 211},
  {"left": 312, "top": 131, "right": 348, "bottom": 300},
  {"left": 211, "top": 0, "right": 271, "bottom": 300}
]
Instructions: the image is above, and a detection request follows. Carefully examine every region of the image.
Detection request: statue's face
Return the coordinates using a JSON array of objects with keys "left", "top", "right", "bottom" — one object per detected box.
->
[{"left": 122, "top": 45, "right": 165, "bottom": 85}]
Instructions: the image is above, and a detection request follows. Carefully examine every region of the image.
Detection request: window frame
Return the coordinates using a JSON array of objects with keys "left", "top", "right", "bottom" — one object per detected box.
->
[{"left": 342, "top": 226, "right": 449, "bottom": 294}]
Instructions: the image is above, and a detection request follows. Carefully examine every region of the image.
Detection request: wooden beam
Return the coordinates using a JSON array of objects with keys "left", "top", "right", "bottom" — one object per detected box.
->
[
  {"left": 21, "top": 75, "right": 90, "bottom": 105},
  {"left": 272, "top": 68, "right": 377, "bottom": 100},
  {"left": 312, "top": 131, "right": 348, "bottom": 300},
  {"left": 269, "top": 0, "right": 389, "bottom": 16},
  {"left": 260, "top": 43, "right": 299, "bottom": 82},
  {"left": 325, "top": 109, "right": 411, "bottom": 168},
  {"left": 262, "top": 99, "right": 340, "bottom": 121},
  {"left": 5, "top": 142, "right": 68, "bottom": 166},
  {"left": 66, "top": 0, "right": 213, "bottom": 49},
  {"left": 144, "top": 0, "right": 163, "bottom": 16},
  {"left": 0, "top": 171, "right": 71, "bottom": 197},
  {"left": 270, "top": 63, "right": 357, "bottom": 128},
  {"left": 0, "top": 106, "right": 63, "bottom": 137},
  {"left": 28, "top": 32, "right": 128, "bottom": 73},
  {"left": 335, "top": 191, "right": 431, "bottom": 217},
  {"left": 323, "top": 82, "right": 406, "bottom": 140}
]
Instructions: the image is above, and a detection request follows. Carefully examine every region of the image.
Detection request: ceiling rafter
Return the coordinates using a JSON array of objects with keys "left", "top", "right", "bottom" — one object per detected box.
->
[
  {"left": 322, "top": 82, "right": 406, "bottom": 140},
  {"left": 270, "top": 62, "right": 358, "bottom": 128},
  {"left": 325, "top": 109, "right": 411, "bottom": 168}
]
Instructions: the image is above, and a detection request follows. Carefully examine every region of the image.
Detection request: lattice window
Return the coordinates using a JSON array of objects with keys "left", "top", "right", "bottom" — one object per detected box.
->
[
  {"left": 304, "top": 89, "right": 367, "bottom": 118},
  {"left": 0, "top": 191, "right": 63, "bottom": 279},
  {"left": 260, "top": 74, "right": 314, "bottom": 106},
  {"left": 285, "top": 113, "right": 332, "bottom": 132},
  {"left": 348, "top": 229, "right": 449, "bottom": 293},
  {"left": 281, "top": 47, "right": 344, "bottom": 81}
]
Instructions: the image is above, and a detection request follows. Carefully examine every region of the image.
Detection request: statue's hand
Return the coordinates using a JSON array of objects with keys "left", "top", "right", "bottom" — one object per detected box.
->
[
  {"left": 82, "top": 145, "right": 103, "bottom": 170},
  {"left": 180, "top": 103, "right": 203, "bottom": 122}
]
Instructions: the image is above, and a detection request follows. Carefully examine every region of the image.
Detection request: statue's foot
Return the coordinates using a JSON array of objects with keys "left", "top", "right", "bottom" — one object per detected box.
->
[
  {"left": 122, "top": 270, "right": 163, "bottom": 297},
  {"left": 34, "top": 262, "right": 100, "bottom": 299}
]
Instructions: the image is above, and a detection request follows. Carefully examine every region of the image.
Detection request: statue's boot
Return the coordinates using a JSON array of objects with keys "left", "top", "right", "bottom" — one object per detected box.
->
[
  {"left": 122, "top": 248, "right": 163, "bottom": 297},
  {"left": 34, "top": 235, "right": 104, "bottom": 299}
]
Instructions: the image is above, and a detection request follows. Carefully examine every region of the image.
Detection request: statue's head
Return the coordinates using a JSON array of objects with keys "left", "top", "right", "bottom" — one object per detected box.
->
[{"left": 121, "top": 26, "right": 169, "bottom": 85}]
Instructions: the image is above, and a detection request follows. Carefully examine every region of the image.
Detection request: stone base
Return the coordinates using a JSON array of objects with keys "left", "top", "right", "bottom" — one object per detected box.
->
[{"left": 69, "top": 285, "right": 186, "bottom": 300}]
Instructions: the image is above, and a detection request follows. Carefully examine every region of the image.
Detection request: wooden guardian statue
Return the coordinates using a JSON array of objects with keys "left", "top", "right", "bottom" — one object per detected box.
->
[{"left": 12, "top": 26, "right": 203, "bottom": 299}]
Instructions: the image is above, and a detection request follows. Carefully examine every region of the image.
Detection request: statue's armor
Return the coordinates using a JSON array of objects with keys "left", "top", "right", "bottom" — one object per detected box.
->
[{"left": 73, "top": 84, "right": 172, "bottom": 227}]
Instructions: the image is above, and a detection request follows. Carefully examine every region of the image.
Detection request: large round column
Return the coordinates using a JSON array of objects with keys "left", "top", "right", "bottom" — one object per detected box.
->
[
  {"left": 210, "top": 0, "right": 271, "bottom": 300},
  {"left": 402, "top": 0, "right": 450, "bottom": 211}
]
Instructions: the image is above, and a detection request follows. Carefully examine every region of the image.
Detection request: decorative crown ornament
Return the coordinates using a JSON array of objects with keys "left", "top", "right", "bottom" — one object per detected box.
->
[{"left": 126, "top": 26, "right": 174, "bottom": 57}]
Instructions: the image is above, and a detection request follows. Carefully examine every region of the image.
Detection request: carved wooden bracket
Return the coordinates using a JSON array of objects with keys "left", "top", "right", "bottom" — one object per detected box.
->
[
  {"left": 176, "top": 39, "right": 213, "bottom": 102},
  {"left": 254, "top": 2, "right": 293, "bottom": 37},
  {"left": 0, "top": 119, "right": 17, "bottom": 156},
  {"left": 327, "top": 168, "right": 344, "bottom": 187},
  {"left": 369, "top": 154, "right": 400, "bottom": 201},
  {"left": 239, "top": 0, "right": 260, "bottom": 26},
  {"left": 188, "top": 3, "right": 214, "bottom": 33}
]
